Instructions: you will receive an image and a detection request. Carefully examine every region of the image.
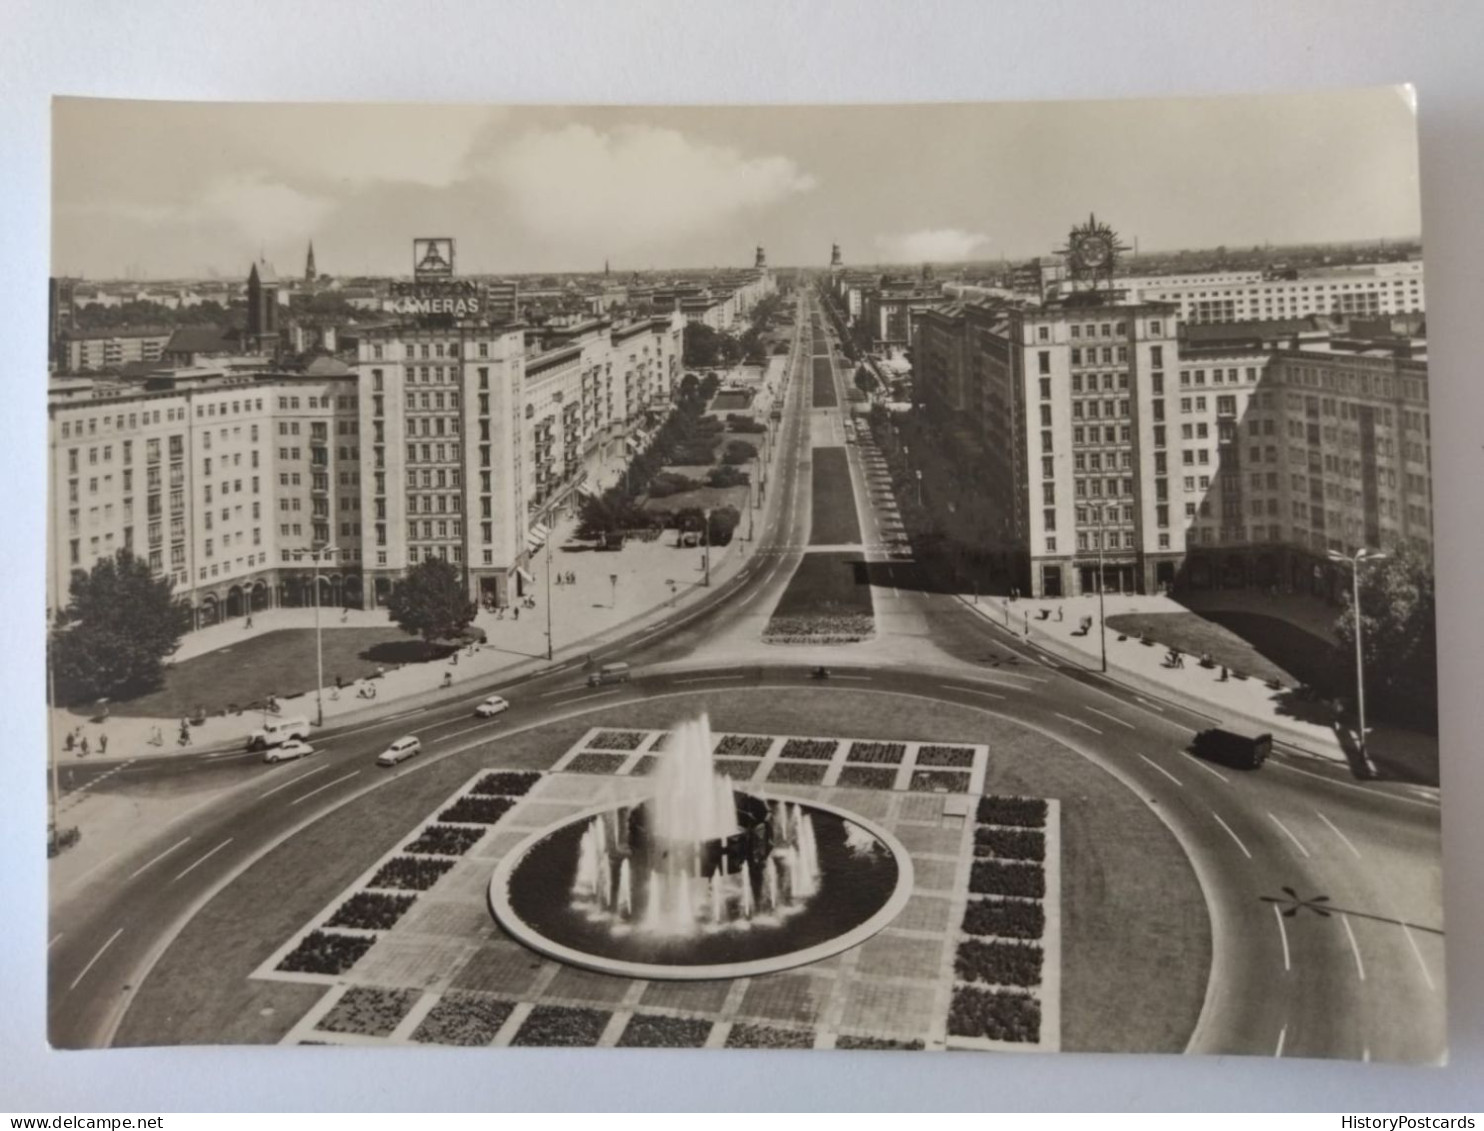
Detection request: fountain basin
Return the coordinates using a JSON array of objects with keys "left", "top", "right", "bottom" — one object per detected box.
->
[{"left": 490, "top": 792, "right": 914, "bottom": 980}]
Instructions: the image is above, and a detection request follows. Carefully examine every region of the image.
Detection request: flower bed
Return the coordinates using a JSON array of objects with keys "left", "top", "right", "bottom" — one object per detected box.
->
[
  {"left": 617, "top": 1014, "right": 714, "bottom": 1048},
  {"left": 565, "top": 752, "right": 627, "bottom": 775},
  {"left": 326, "top": 891, "right": 416, "bottom": 932},
  {"left": 763, "top": 552, "right": 875, "bottom": 644},
  {"left": 630, "top": 755, "right": 659, "bottom": 776},
  {"left": 836, "top": 765, "right": 898, "bottom": 790},
  {"left": 716, "top": 733, "right": 772, "bottom": 758},
  {"left": 835, "top": 1035, "right": 925, "bottom": 1051},
  {"left": 651, "top": 731, "right": 674, "bottom": 751},
  {"left": 961, "top": 898, "right": 1045, "bottom": 940},
  {"left": 725, "top": 1023, "right": 815, "bottom": 1049},
  {"left": 439, "top": 796, "right": 516, "bottom": 825},
  {"left": 976, "top": 796, "right": 1047, "bottom": 828},
  {"left": 947, "top": 986, "right": 1041, "bottom": 1043},
  {"left": 316, "top": 986, "right": 420, "bottom": 1037},
  {"left": 910, "top": 770, "right": 970, "bottom": 793},
  {"left": 411, "top": 992, "right": 514, "bottom": 1046},
  {"left": 955, "top": 938, "right": 1044, "bottom": 988},
  {"left": 277, "top": 930, "right": 375, "bottom": 975},
  {"left": 715, "top": 759, "right": 758, "bottom": 781},
  {"left": 510, "top": 1005, "right": 611, "bottom": 1047},
  {"left": 969, "top": 860, "right": 1046, "bottom": 900},
  {"left": 768, "top": 761, "right": 829, "bottom": 785},
  {"left": 915, "top": 745, "right": 976, "bottom": 768},
  {"left": 471, "top": 772, "right": 541, "bottom": 797},
  {"left": 847, "top": 741, "right": 907, "bottom": 764},
  {"left": 589, "top": 729, "right": 645, "bottom": 751},
  {"left": 368, "top": 855, "right": 454, "bottom": 892},
  {"left": 404, "top": 824, "right": 485, "bottom": 857},
  {"left": 780, "top": 737, "right": 837, "bottom": 760},
  {"left": 973, "top": 827, "right": 1046, "bottom": 862}
]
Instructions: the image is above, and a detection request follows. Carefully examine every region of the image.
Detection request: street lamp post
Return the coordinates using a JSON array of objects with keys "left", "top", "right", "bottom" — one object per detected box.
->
[
  {"left": 1095, "top": 507, "right": 1108, "bottom": 674},
  {"left": 609, "top": 572, "right": 619, "bottom": 610},
  {"left": 304, "top": 544, "right": 338, "bottom": 727},
  {"left": 1328, "top": 546, "right": 1388, "bottom": 773},
  {"left": 544, "top": 522, "right": 554, "bottom": 662}
]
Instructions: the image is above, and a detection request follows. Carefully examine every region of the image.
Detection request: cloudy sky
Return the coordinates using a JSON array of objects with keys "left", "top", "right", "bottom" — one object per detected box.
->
[{"left": 52, "top": 89, "right": 1421, "bottom": 279}]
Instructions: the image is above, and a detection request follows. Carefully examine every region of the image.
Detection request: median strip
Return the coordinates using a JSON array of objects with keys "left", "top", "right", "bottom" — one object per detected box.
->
[{"left": 289, "top": 771, "right": 361, "bottom": 807}]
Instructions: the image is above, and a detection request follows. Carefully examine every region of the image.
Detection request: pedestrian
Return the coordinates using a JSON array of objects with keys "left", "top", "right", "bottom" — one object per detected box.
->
[
  {"left": 1055, "top": 606, "right": 1064, "bottom": 623},
  {"left": 513, "top": 606, "right": 520, "bottom": 621},
  {"left": 1219, "top": 666, "right": 1229, "bottom": 682},
  {"left": 80, "top": 736, "right": 89, "bottom": 756},
  {"left": 64, "top": 732, "right": 74, "bottom": 753},
  {"left": 245, "top": 614, "right": 253, "bottom": 629},
  {"left": 442, "top": 672, "right": 453, "bottom": 689},
  {"left": 99, "top": 733, "right": 107, "bottom": 755}
]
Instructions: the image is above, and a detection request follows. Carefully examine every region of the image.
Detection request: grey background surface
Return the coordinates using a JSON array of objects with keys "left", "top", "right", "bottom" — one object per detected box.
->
[{"left": 1, "top": 0, "right": 1480, "bottom": 1112}]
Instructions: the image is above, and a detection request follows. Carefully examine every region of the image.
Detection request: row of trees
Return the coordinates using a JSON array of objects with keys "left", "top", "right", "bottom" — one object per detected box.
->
[{"left": 1332, "top": 542, "right": 1437, "bottom": 729}]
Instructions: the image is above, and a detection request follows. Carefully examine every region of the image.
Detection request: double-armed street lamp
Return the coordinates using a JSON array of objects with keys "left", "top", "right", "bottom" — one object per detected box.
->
[{"left": 1327, "top": 545, "right": 1388, "bottom": 773}]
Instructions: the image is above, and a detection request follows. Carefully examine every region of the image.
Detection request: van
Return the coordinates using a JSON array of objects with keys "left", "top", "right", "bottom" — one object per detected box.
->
[
  {"left": 587, "top": 662, "right": 632, "bottom": 688},
  {"left": 246, "top": 715, "right": 312, "bottom": 751},
  {"left": 1190, "top": 727, "right": 1272, "bottom": 770},
  {"left": 376, "top": 735, "right": 423, "bottom": 767}
]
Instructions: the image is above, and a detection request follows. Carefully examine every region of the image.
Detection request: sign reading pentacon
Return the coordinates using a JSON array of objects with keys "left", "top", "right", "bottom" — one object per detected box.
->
[
  {"left": 386, "top": 279, "right": 482, "bottom": 318},
  {"left": 413, "top": 237, "right": 455, "bottom": 279}
]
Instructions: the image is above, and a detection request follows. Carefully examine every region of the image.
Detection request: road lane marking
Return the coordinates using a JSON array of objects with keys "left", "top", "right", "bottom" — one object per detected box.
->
[
  {"left": 1136, "top": 754, "right": 1183, "bottom": 788},
  {"left": 1340, "top": 914, "right": 1367, "bottom": 981},
  {"left": 675, "top": 675, "right": 746, "bottom": 684},
  {"left": 1085, "top": 706, "right": 1136, "bottom": 729},
  {"left": 1210, "top": 811, "right": 1253, "bottom": 859},
  {"left": 259, "top": 763, "right": 330, "bottom": 799},
  {"left": 126, "top": 836, "right": 192, "bottom": 881},
  {"left": 68, "top": 927, "right": 123, "bottom": 991},
  {"left": 1134, "top": 696, "right": 1166, "bottom": 713},
  {"left": 1267, "top": 812, "right": 1311, "bottom": 859},
  {"left": 171, "top": 838, "right": 234, "bottom": 883},
  {"left": 1401, "top": 924, "right": 1436, "bottom": 991},
  {"left": 1270, "top": 904, "right": 1294, "bottom": 973},
  {"left": 540, "top": 685, "right": 583, "bottom": 697},
  {"left": 561, "top": 689, "right": 621, "bottom": 704},
  {"left": 1054, "top": 712, "right": 1102, "bottom": 735},
  {"left": 49, "top": 933, "right": 63, "bottom": 949},
  {"left": 1274, "top": 1025, "right": 1287, "bottom": 1058},
  {"left": 1180, "top": 752, "right": 1230, "bottom": 784},
  {"left": 288, "top": 771, "right": 360, "bottom": 807},
  {"left": 738, "top": 589, "right": 761, "bottom": 607},
  {"left": 834, "top": 674, "right": 872, "bottom": 681},
  {"left": 433, "top": 722, "right": 495, "bottom": 744},
  {"left": 1313, "top": 809, "right": 1362, "bottom": 859},
  {"left": 940, "top": 683, "right": 1005, "bottom": 701},
  {"left": 1268, "top": 761, "right": 1438, "bottom": 809}
]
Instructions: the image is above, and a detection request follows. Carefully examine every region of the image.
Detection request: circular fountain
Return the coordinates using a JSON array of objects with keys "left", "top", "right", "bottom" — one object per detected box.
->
[{"left": 490, "top": 715, "right": 913, "bottom": 979}]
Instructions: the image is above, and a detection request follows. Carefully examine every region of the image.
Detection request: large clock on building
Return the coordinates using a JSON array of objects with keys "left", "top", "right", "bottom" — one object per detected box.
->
[{"left": 1060, "top": 213, "right": 1129, "bottom": 292}]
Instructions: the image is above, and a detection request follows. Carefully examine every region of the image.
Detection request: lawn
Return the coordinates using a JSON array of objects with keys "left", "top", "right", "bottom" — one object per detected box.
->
[
  {"left": 1103, "top": 611, "right": 1337, "bottom": 687},
  {"left": 810, "top": 447, "right": 861, "bottom": 545},
  {"left": 812, "top": 357, "right": 838, "bottom": 408},
  {"left": 763, "top": 551, "right": 874, "bottom": 643},
  {"left": 90, "top": 627, "right": 448, "bottom": 719},
  {"left": 708, "top": 389, "right": 754, "bottom": 412},
  {"left": 641, "top": 484, "right": 750, "bottom": 518}
]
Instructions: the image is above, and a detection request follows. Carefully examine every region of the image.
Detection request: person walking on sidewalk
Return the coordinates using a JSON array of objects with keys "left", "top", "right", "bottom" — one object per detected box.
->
[{"left": 98, "top": 733, "right": 107, "bottom": 755}]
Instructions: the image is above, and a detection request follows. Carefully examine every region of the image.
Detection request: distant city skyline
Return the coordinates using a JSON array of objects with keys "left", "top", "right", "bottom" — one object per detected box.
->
[{"left": 53, "top": 90, "right": 1422, "bottom": 280}]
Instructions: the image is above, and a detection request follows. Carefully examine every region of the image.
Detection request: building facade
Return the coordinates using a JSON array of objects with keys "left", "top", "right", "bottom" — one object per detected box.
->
[{"left": 1113, "top": 261, "right": 1425, "bottom": 325}]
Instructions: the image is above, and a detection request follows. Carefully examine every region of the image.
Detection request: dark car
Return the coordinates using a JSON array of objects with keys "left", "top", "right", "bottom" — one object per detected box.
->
[{"left": 1190, "top": 727, "right": 1272, "bottom": 770}]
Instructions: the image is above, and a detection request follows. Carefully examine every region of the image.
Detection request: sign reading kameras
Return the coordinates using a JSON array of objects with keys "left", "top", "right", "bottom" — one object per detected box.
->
[{"left": 387, "top": 279, "right": 483, "bottom": 317}]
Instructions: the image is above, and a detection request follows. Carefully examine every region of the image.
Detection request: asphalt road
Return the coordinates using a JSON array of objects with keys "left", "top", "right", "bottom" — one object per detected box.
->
[{"left": 48, "top": 291, "right": 1446, "bottom": 1061}]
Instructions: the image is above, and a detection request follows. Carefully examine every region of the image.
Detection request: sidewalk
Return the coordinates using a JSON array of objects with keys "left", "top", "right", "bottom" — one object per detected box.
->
[
  {"left": 49, "top": 406, "right": 792, "bottom": 772},
  {"left": 959, "top": 591, "right": 1439, "bottom": 785}
]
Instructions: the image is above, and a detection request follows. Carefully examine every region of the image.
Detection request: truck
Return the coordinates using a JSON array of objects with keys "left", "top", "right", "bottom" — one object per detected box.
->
[
  {"left": 246, "top": 715, "right": 313, "bottom": 752},
  {"left": 1189, "top": 726, "right": 1272, "bottom": 770}
]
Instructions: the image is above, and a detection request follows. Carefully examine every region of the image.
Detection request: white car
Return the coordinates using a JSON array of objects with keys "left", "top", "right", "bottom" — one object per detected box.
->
[
  {"left": 376, "top": 735, "right": 422, "bottom": 767},
  {"left": 474, "top": 695, "right": 510, "bottom": 719},
  {"left": 264, "top": 739, "right": 315, "bottom": 764}
]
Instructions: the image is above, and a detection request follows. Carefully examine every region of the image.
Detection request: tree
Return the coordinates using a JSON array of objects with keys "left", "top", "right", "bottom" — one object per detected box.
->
[
  {"left": 855, "top": 367, "right": 878, "bottom": 398},
  {"left": 577, "top": 488, "right": 650, "bottom": 539},
  {"left": 386, "top": 557, "right": 477, "bottom": 645},
  {"left": 682, "top": 324, "right": 741, "bottom": 369},
  {"left": 1332, "top": 541, "right": 1437, "bottom": 723},
  {"left": 49, "top": 549, "right": 192, "bottom": 703},
  {"left": 722, "top": 439, "right": 758, "bottom": 465},
  {"left": 707, "top": 506, "right": 741, "bottom": 546},
  {"left": 679, "top": 373, "right": 700, "bottom": 399}
]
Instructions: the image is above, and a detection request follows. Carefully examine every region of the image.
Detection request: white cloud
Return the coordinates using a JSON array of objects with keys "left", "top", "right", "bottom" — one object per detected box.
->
[
  {"left": 478, "top": 123, "right": 816, "bottom": 254},
  {"left": 875, "top": 228, "right": 993, "bottom": 263}
]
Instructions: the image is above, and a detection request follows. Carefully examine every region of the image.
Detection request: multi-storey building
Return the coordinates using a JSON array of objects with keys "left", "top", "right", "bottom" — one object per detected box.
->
[
  {"left": 911, "top": 296, "right": 1432, "bottom": 600},
  {"left": 1108, "top": 261, "right": 1425, "bottom": 325},
  {"left": 58, "top": 327, "right": 173, "bottom": 373}
]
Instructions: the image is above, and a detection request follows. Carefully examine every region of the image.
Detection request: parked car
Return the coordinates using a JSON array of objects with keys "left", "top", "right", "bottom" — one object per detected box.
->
[
  {"left": 263, "top": 739, "right": 315, "bottom": 765},
  {"left": 246, "top": 716, "right": 312, "bottom": 752},
  {"left": 474, "top": 695, "right": 510, "bottom": 718},
  {"left": 376, "top": 735, "right": 423, "bottom": 767},
  {"left": 587, "top": 662, "right": 632, "bottom": 687}
]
